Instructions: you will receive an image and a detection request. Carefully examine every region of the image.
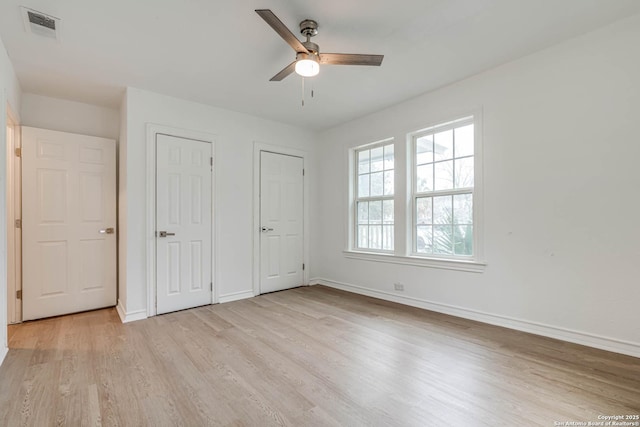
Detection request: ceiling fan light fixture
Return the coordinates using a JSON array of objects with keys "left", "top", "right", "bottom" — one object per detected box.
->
[{"left": 295, "top": 53, "right": 319, "bottom": 77}]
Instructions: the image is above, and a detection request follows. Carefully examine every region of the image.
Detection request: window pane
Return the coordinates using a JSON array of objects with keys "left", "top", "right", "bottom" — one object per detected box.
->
[
  {"left": 358, "top": 150, "right": 370, "bottom": 174},
  {"left": 416, "top": 225, "right": 432, "bottom": 253},
  {"left": 369, "top": 225, "right": 382, "bottom": 249},
  {"left": 383, "top": 200, "right": 394, "bottom": 224},
  {"left": 355, "top": 148, "right": 394, "bottom": 249},
  {"left": 370, "top": 147, "right": 384, "bottom": 172},
  {"left": 434, "top": 225, "right": 453, "bottom": 254},
  {"left": 384, "top": 144, "right": 394, "bottom": 170},
  {"left": 407, "top": 119, "right": 477, "bottom": 259},
  {"left": 454, "top": 225, "right": 473, "bottom": 256},
  {"left": 370, "top": 171, "right": 384, "bottom": 196},
  {"left": 357, "top": 201, "right": 369, "bottom": 224},
  {"left": 455, "top": 157, "right": 474, "bottom": 189},
  {"left": 416, "top": 164, "right": 433, "bottom": 192},
  {"left": 433, "top": 195, "right": 452, "bottom": 224},
  {"left": 358, "top": 225, "right": 368, "bottom": 248},
  {"left": 416, "top": 135, "right": 433, "bottom": 165},
  {"left": 369, "top": 200, "right": 382, "bottom": 224},
  {"left": 454, "top": 124, "right": 474, "bottom": 158},
  {"left": 383, "top": 171, "right": 394, "bottom": 195},
  {"left": 358, "top": 174, "right": 370, "bottom": 197},
  {"left": 416, "top": 197, "right": 432, "bottom": 225},
  {"left": 434, "top": 129, "right": 453, "bottom": 161},
  {"left": 453, "top": 194, "right": 472, "bottom": 225},
  {"left": 434, "top": 160, "right": 454, "bottom": 191},
  {"left": 383, "top": 225, "right": 394, "bottom": 251}
]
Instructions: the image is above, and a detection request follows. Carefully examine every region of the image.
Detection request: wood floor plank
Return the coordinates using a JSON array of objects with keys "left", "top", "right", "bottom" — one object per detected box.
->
[{"left": 0, "top": 285, "right": 638, "bottom": 426}]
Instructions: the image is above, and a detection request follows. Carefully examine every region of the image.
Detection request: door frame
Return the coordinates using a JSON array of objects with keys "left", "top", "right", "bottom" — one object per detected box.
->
[
  {"left": 252, "top": 142, "right": 309, "bottom": 296},
  {"left": 6, "top": 104, "right": 20, "bottom": 324},
  {"left": 146, "top": 124, "right": 217, "bottom": 317}
]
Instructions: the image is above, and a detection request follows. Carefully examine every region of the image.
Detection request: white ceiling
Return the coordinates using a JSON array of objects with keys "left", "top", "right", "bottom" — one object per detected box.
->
[{"left": 1, "top": 0, "right": 639, "bottom": 131}]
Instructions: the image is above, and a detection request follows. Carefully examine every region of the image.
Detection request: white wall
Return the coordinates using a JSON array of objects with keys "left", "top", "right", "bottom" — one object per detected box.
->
[
  {"left": 119, "top": 87, "right": 318, "bottom": 317},
  {"left": 315, "top": 14, "right": 640, "bottom": 357},
  {"left": 0, "top": 36, "right": 21, "bottom": 365},
  {"left": 21, "top": 93, "right": 119, "bottom": 140}
]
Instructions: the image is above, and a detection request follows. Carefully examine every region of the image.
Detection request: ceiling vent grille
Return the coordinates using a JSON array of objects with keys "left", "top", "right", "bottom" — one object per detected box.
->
[{"left": 20, "top": 7, "right": 61, "bottom": 41}]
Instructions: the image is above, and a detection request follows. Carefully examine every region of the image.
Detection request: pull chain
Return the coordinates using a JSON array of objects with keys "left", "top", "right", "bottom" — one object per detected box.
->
[{"left": 301, "top": 77, "right": 316, "bottom": 106}]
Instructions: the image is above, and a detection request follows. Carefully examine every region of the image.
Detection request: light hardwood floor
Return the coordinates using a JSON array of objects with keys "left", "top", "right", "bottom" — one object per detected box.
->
[{"left": 1, "top": 286, "right": 638, "bottom": 426}]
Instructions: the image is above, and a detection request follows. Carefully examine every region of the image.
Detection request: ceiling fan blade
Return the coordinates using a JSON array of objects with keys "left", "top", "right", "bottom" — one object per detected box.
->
[
  {"left": 270, "top": 61, "right": 297, "bottom": 81},
  {"left": 255, "top": 9, "right": 309, "bottom": 54},
  {"left": 320, "top": 53, "right": 384, "bottom": 66}
]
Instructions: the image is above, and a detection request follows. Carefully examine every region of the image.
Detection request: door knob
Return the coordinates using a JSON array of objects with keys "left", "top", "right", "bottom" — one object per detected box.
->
[
  {"left": 99, "top": 227, "right": 115, "bottom": 234},
  {"left": 158, "top": 231, "right": 176, "bottom": 237},
  {"left": 261, "top": 226, "right": 274, "bottom": 233}
]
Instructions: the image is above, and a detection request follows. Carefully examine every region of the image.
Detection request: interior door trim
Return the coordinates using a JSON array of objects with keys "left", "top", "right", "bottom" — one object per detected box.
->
[
  {"left": 6, "top": 103, "right": 21, "bottom": 324},
  {"left": 145, "top": 124, "right": 217, "bottom": 317},
  {"left": 252, "top": 142, "right": 310, "bottom": 296}
]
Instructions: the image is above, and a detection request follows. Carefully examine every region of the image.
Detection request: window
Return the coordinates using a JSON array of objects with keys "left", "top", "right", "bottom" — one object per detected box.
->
[
  {"left": 348, "top": 113, "right": 482, "bottom": 270},
  {"left": 355, "top": 141, "right": 394, "bottom": 251},
  {"left": 413, "top": 117, "right": 475, "bottom": 257}
]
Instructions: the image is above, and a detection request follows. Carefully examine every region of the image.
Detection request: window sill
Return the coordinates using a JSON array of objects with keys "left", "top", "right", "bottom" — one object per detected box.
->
[{"left": 343, "top": 250, "right": 486, "bottom": 273}]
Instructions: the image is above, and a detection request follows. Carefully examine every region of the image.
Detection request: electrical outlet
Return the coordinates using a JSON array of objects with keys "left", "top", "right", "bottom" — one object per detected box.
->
[{"left": 394, "top": 283, "right": 404, "bottom": 291}]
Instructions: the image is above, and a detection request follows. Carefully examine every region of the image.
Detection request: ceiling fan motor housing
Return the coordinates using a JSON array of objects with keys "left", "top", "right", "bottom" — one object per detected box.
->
[{"left": 303, "top": 41, "right": 320, "bottom": 54}]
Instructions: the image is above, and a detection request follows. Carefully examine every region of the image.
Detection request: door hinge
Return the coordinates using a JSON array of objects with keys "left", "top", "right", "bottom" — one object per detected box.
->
[
  {"left": 302, "top": 168, "right": 305, "bottom": 176},
  {"left": 15, "top": 147, "right": 21, "bottom": 157},
  {"left": 16, "top": 290, "right": 22, "bottom": 299},
  {"left": 302, "top": 263, "right": 305, "bottom": 271},
  {"left": 15, "top": 219, "right": 21, "bottom": 229},
  {"left": 210, "top": 282, "right": 213, "bottom": 291}
]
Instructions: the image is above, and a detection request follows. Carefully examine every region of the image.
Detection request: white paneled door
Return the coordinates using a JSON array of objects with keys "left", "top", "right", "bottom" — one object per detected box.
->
[
  {"left": 156, "top": 134, "right": 212, "bottom": 314},
  {"left": 260, "top": 151, "right": 304, "bottom": 294},
  {"left": 22, "top": 127, "right": 116, "bottom": 321}
]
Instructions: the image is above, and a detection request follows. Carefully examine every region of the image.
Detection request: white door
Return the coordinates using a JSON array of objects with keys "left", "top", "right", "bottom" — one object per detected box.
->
[
  {"left": 22, "top": 127, "right": 116, "bottom": 321},
  {"left": 156, "top": 134, "right": 212, "bottom": 314},
  {"left": 259, "top": 151, "right": 304, "bottom": 294}
]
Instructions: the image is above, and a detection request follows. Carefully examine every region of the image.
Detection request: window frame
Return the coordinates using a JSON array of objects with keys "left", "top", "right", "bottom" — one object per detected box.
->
[
  {"left": 410, "top": 115, "right": 477, "bottom": 261},
  {"left": 352, "top": 139, "right": 395, "bottom": 254}
]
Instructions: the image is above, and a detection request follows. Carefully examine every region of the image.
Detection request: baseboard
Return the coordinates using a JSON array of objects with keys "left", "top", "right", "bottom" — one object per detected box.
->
[
  {"left": 116, "top": 300, "right": 148, "bottom": 324},
  {"left": 310, "top": 277, "right": 640, "bottom": 359},
  {"left": 218, "top": 290, "right": 255, "bottom": 304},
  {"left": 0, "top": 346, "right": 8, "bottom": 367}
]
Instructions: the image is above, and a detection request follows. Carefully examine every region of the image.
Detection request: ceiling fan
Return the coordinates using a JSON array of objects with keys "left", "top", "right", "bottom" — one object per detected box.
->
[{"left": 255, "top": 9, "right": 384, "bottom": 81}]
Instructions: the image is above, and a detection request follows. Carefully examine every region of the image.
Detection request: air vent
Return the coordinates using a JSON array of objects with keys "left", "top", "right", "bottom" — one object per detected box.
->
[
  {"left": 20, "top": 7, "right": 61, "bottom": 41},
  {"left": 28, "top": 11, "right": 56, "bottom": 30}
]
